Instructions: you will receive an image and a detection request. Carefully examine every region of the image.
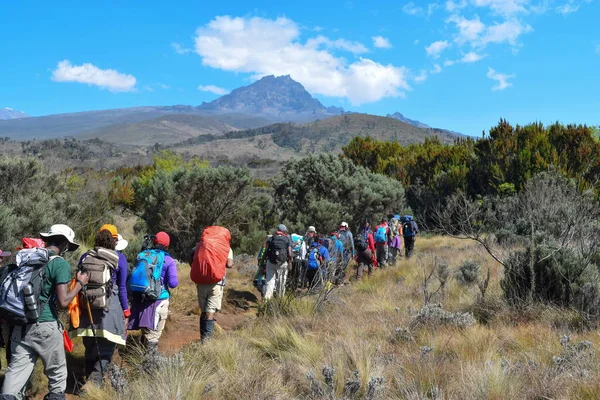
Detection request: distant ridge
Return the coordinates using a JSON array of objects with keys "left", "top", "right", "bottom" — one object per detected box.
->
[{"left": 0, "top": 108, "right": 28, "bottom": 120}]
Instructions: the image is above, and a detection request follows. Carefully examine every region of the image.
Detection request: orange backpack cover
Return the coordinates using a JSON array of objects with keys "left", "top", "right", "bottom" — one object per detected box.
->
[{"left": 190, "top": 226, "right": 231, "bottom": 285}]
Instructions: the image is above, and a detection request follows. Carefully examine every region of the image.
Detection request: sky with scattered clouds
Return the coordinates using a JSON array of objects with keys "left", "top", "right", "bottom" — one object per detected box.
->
[{"left": 1, "top": 0, "right": 598, "bottom": 135}]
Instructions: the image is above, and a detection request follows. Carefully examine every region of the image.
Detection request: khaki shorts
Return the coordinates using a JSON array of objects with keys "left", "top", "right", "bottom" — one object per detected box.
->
[{"left": 197, "top": 284, "right": 224, "bottom": 313}]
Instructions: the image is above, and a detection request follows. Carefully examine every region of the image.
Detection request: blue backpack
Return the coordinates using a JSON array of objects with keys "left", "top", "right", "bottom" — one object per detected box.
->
[
  {"left": 307, "top": 248, "right": 321, "bottom": 270},
  {"left": 401, "top": 215, "right": 415, "bottom": 237},
  {"left": 374, "top": 226, "right": 387, "bottom": 243},
  {"left": 129, "top": 249, "right": 167, "bottom": 300}
]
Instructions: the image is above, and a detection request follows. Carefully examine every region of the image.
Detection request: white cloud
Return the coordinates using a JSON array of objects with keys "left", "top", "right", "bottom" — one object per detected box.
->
[
  {"left": 198, "top": 85, "right": 229, "bottom": 95},
  {"left": 158, "top": 83, "right": 171, "bottom": 90},
  {"left": 51, "top": 60, "right": 136, "bottom": 92},
  {"left": 472, "top": 0, "right": 529, "bottom": 16},
  {"left": 447, "top": 14, "right": 486, "bottom": 44},
  {"left": 444, "top": 60, "right": 456, "bottom": 66},
  {"left": 556, "top": 0, "right": 589, "bottom": 14},
  {"left": 306, "top": 35, "right": 369, "bottom": 54},
  {"left": 194, "top": 16, "right": 410, "bottom": 105},
  {"left": 487, "top": 67, "right": 515, "bottom": 91},
  {"left": 428, "top": 3, "right": 440, "bottom": 15},
  {"left": 403, "top": 2, "right": 424, "bottom": 15},
  {"left": 479, "top": 19, "right": 533, "bottom": 46},
  {"left": 431, "top": 64, "right": 443, "bottom": 73},
  {"left": 461, "top": 51, "right": 485, "bottom": 62},
  {"left": 425, "top": 40, "right": 450, "bottom": 58},
  {"left": 171, "top": 42, "right": 192, "bottom": 54},
  {"left": 372, "top": 36, "right": 393, "bottom": 49},
  {"left": 446, "top": 0, "right": 467, "bottom": 12},
  {"left": 414, "top": 70, "right": 428, "bottom": 83}
]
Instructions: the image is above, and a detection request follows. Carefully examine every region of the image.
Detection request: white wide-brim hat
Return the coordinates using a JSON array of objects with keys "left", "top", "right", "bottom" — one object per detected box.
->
[
  {"left": 40, "top": 224, "right": 80, "bottom": 251},
  {"left": 115, "top": 234, "right": 129, "bottom": 251}
]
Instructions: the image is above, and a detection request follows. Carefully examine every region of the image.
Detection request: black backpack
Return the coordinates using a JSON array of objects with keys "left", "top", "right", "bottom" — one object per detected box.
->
[
  {"left": 267, "top": 235, "right": 289, "bottom": 264},
  {"left": 355, "top": 236, "right": 368, "bottom": 252}
]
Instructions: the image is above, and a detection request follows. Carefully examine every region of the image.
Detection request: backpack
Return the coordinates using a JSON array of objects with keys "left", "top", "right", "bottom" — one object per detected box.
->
[
  {"left": 307, "top": 248, "right": 321, "bottom": 270},
  {"left": 191, "top": 226, "right": 232, "bottom": 285},
  {"left": 321, "top": 238, "right": 334, "bottom": 253},
  {"left": 339, "top": 231, "right": 352, "bottom": 249},
  {"left": 291, "top": 234, "right": 304, "bottom": 255},
  {"left": 267, "top": 234, "right": 289, "bottom": 264},
  {"left": 401, "top": 215, "right": 415, "bottom": 237},
  {"left": 0, "top": 248, "right": 54, "bottom": 325},
  {"left": 374, "top": 226, "right": 387, "bottom": 243},
  {"left": 80, "top": 247, "right": 120, "bottom": 310},
  {"left": 129, "top": 249, "right": 166, "bottom": 301},
  {"left": 389, "top": 218, "right": 399, "bottom": 237},
  {"left": 355, "top": 235, "right": 368, "bottom": 252}
]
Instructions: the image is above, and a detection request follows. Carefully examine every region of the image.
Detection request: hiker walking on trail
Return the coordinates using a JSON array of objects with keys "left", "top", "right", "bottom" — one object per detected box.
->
[
  {"left": 354, "top": 233, "right": 374, "bottom": 279},
  {"left": 190, "top": 226, "right": 233, "bottom": 342},
  {"left": 253, "top": 236, "right": 271, "bottom": 297},
  {"left": 388, "top": 214, "right": 402, "bottom": 265},
  {"left": 72, "top": 225, "right": 129, "bottom": 387},
  {"left": 128, "top": 232, "right": 178, "bottom": 349},
  {"left": 338, "top": 222, "right": 355, "bottom": 263},
  {"left": 264, "top": 225, "right": 293, "bottom": 300},
  {"left": 1, "top": 224, "right": 88, "bottom": 400},
  {"left": 304, "top": 226, "right": 317, "bottom": 248},
  {"left": 374, "top": 219, "right": 391, "bottom": 268},
  {"left": 329, "top": 232, "right": 346, "bottom": 284},
  {"left": 401, "top": 216, "right": 419, "bottom": 258},
  {"left": 306, "top": 241, "right": 330, "bottom": 289}
]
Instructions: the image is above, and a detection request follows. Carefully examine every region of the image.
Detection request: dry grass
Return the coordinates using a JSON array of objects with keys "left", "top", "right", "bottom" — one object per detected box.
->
[{"left": 32, "top": 236, "right": 600, "bottom": 399}]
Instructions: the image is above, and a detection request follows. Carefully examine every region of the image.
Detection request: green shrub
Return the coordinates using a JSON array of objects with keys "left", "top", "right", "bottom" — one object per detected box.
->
[{"left": 455, "top": 260, "right": 481, "bottom": 286}]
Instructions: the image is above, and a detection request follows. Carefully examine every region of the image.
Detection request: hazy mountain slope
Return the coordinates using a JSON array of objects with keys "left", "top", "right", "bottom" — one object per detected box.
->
[{"left": 0, "top": 108, "right": 28, "bottom": 120}]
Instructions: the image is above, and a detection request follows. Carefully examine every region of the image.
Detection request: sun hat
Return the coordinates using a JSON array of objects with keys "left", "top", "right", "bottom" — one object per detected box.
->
[
  {"left": 40, "top": 224, "right": 80, "bottom": 251},
  {"left": 307, "top": 226, "right": 316, "bottom": 233},
  {"left": 277, "top": 224, "right": 288, "bottom": 233},
  {"left": 99, "top": 224, "right": 118, "bottom": 238},
  {"left": 115, "top": 234, "right": 129, "bottom": 251}
]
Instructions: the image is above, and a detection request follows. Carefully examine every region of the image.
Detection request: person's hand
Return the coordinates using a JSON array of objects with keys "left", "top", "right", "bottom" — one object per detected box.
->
[{"left": 76, "top": 271, "right": 89, "bottom": 287}]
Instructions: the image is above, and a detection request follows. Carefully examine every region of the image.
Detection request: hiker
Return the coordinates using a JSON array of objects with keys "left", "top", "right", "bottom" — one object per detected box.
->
[
  {"left": 401, "top": 216, "right": 419, "bottom": 258},
  {"left": 329, "top": 232, "right": 346, "bottom": 283},
  {"left": 354, "top": 234, "right": 374, "bottom": 279},
  {"left": 374, "top": 219, "right": 391, "bottom": 267},
  {"left": 128, "top": 232, "right": 178, "bottom": 349},
  {"left": 72, "top": 225, "right": 129, "bottom": 387},
  {"left": 288, "top": 233, "right": 307, "bottom": 291},
  {"left": 264, "top": 224, "right": 293, "bottom": 300},
  {"left": 253, "top": 236, "right": 270, "bottom": 297},
  {"left": 338, "top": 222, "right": 355, "bottom": 263},
  {"left": 306, "top": 241, "right": 330, "bottom": 289},
  {"left": 304, "top": 226, "right": 317, "bottom": 249},
  {"left": 388, "top": 214, "right": 402, "bottom": 264},
  {"left": 0, "top": 249, "right": 11, "bottom": 367},
  {"left": 1, "top": 224, "right": 88, "bottom": 400},
  {"left": 190, "top": 226, "right": 233, "bottom": 342}
]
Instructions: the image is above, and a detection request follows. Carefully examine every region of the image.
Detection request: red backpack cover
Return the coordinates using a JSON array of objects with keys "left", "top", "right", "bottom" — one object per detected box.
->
[{"left": 190, "top": 226, "right": 231, "bottom": 285}]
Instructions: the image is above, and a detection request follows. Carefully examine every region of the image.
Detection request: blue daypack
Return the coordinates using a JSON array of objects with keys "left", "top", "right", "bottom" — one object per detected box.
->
[
  {"left": 374, "top": 226, "right": 387, "bottom": 243},
  {"left": 129, "top": 249, "right": 167, "bottom": 300},
  {"left": 401, "top": 215, "right": 415, "bottom": 237},
  {"left": 307, "top": 248, "right": 321, "bottom": 270}
]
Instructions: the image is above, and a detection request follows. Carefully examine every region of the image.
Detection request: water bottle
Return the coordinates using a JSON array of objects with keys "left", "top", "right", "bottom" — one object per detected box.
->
[{"left": 23, "top": 283, "right": 40, "bottom": 320}]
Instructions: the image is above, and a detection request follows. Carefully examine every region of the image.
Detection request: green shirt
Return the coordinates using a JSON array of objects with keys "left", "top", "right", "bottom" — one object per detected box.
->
[{"left": 38, "top": 252, "right": 72, "bottom": 322}]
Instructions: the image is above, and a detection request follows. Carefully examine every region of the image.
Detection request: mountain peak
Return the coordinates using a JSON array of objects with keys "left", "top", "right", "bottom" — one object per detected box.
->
[
  {"left": 0, "top": 108, "right": 28, "bottom": 120},
  {"left": 386, "top": 112, "right": 431, "bottom": 129},
  {"left": 197, "top": 75, "right": 342, "bottom": 121}
]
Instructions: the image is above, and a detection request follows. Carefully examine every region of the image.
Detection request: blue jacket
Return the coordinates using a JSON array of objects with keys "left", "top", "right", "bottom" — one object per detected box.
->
[
  {"left": 311, "top": 243, "right": 330, "bottom": 261},
  {"left": 329, "top": 237, "right": 344, "bottom": 261}
]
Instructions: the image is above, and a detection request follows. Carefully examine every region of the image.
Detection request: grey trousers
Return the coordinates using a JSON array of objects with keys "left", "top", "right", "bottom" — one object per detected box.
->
[
  {"left": 1, "top": 322, "right": 67, "bottom": 399},
  {"left": 376, "top": 244, "right": 388, "bottom": 267}
]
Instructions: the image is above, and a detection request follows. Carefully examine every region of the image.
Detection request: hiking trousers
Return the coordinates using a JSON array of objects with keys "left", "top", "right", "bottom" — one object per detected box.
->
[
  {"left": 356, "top": 250, "right": 373, "bottom": 279},
  {"left": 1, "top": 322, "right": 67, "bottom": 400},
  {"left": 404, "top": 236, "right": 416, "bottom": 258},
  {"left": 264, "top": 260, "right": 289, "bottom": 300},
  {"left": 143, "top": 299, "right": 170, "bottom": 344},
  {"left": 376, "top": 244, "right": 388, "bottom": 267},
  {"left": 83, "top": 336, "right": 117, "bottom": 386}
]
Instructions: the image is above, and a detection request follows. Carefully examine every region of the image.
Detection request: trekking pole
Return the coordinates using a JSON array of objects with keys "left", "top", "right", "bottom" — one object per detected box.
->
[{"left": 81, "top": 286, "right": 104, "bottom": 383}]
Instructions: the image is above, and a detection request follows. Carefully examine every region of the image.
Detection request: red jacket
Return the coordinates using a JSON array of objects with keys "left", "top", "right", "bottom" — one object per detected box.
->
[{"left": 367, "top": 232, "right": 376, "bottom": 253}]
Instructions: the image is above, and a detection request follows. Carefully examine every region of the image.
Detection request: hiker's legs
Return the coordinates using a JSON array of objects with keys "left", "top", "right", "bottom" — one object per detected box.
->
[
  {"left": 306, "top": 269, "right": 317, "bottom": 288},
  {"left": 264, "top": 261, "right": 280, "bottom": 300},
  {"left": 1, "top": 326, "right": 39, "bottom": 399},
  {"left": 376, "top": 245, "right": 386, "bottom": 267},
  {"left": 389, "top": 247, "right": 398, "bottom": 265},
  {"left": 82, "top": 337, "right": 117, "bottom": 385},
  {"left": 144, "top": 299, "right": 170, "bottom": 344},
  {"left": 198, "top": 283, "right": 223, "bottom": 342},
  {"left": 405, "top": 237, "right": 415, "bottom": 258},
  {"left": 276, "top": 262, "right": 289, "bottom": 298}
]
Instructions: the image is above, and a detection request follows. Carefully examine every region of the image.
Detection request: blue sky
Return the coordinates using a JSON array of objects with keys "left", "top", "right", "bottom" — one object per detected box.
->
[{"left": 1, "top": 0, "right": 599, "bottom": 135}]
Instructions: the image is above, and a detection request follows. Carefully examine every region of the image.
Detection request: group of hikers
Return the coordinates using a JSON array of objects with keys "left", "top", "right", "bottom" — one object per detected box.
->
[
  {"left": 0, "top": 223, "right": 233, "bottom": 400},
  {"left": 0, "top": 214, "right": 417, "bottom": 399},
  {"left": 253, "top": 214, "right": 419, "bottom": 299}
]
